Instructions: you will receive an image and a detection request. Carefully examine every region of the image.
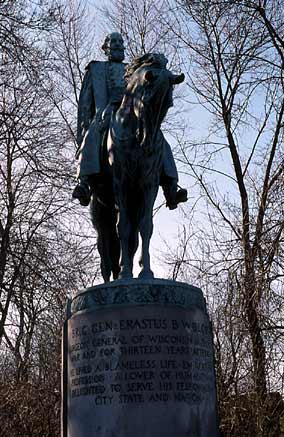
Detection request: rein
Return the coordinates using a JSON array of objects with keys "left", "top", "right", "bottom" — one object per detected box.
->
[{"left": 137, "top": 80, "right": 169, "bottom": 151}]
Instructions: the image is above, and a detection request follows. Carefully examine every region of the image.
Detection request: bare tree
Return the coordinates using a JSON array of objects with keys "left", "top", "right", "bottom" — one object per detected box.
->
[{"left": 157, "top": 1, "right": 284, "bottom": 434}]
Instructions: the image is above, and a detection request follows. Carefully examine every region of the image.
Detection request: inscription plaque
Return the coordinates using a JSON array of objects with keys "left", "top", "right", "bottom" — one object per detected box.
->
[{"left": 65, "top": 280, "right": 219, "bottom": 436}]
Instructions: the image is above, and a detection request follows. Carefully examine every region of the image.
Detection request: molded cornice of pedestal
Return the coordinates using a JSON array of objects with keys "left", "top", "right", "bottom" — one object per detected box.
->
[{"left": 71, "top": 279, "right": 206, "bottom": 315}]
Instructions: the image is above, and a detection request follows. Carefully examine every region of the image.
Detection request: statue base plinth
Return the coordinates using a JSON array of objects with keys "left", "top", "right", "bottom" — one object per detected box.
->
[{"left": 62, "top": 279, "right": 219, "bottom": 436}]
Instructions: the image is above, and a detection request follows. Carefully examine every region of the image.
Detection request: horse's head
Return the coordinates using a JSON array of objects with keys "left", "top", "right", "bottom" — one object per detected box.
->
[{"left": 125, "top": 53, "right": 184, "bottom": 147}]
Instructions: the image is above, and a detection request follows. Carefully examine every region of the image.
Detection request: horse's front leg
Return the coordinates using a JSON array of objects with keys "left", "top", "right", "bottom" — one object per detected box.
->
[
  {"left": 138, "top": 186, "right": 158, "bottom": 279},
  {"left": 117, "top": 194, "right": 133, "bottom": 280}
]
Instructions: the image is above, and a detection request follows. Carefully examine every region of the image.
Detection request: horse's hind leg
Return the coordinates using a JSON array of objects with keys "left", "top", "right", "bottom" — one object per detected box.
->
[
  {"left": 90, "top": 196, "right": 113, "bottom": 282},
  {"left": 128, "top": 229, "right": 139, "bottom": 273},
  {"left": 110, "top": 224, "right": 120, "bottom": 279},
  {"left": 97, "top": 234, "right": 112, "bottom": 282},
  {"left": 117, "top": 203, "right": 133, "bottom": 279}
]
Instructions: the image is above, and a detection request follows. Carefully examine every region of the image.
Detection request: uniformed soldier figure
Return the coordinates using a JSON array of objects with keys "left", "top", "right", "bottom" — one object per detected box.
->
[{"left": 73, "top": 32, "right": 187, "bottom": 209}]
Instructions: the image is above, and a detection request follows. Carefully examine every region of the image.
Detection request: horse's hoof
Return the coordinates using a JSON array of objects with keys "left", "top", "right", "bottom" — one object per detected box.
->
[
  {"left": 118, "top": 270, "right": 133, "bottom": 280},
  {"left": 138, "top": 269, "right": 154, "bottom": 279}
]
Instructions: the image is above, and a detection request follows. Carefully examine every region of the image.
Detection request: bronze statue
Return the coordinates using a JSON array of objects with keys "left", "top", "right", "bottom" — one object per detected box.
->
[{"left": 73, "top": 33, "right": 187, "bottom": 280}]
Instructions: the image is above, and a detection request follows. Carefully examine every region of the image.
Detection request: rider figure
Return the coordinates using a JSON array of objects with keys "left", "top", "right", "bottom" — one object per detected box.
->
[{"left": 73, "top": 32, "right": 187, "bottom": 209}]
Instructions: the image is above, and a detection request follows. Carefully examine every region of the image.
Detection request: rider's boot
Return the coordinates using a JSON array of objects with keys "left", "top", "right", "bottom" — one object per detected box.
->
[
  {"left": 162, "top": 179, "right": 188, "bottom": 210},
  {"left": 72, "top": 175, "right": 91, "bottom": 206}
]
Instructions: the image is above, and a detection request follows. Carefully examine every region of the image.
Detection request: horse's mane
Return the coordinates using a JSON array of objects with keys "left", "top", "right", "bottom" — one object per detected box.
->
[{"left": 125, "top": 53, "right": 168, "bottom": 82}]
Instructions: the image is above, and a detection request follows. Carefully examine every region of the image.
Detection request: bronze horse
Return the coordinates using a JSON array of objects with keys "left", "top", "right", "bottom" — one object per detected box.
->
[{"left": 90, "top": 53, "right": 184, "bottom": 281}]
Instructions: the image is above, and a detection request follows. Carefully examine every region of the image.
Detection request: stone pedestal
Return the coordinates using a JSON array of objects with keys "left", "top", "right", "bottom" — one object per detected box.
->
[{"left": 62, "top": 279, "right": 219, "bottom": 436}]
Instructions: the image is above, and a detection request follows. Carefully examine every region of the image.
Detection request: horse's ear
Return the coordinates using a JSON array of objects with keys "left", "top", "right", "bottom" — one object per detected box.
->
[{"left": 144, "top": 70, "right": 154, "bottom": 82}]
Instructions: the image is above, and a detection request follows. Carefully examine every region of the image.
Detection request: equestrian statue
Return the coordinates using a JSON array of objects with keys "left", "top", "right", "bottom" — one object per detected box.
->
[{"left": 73, "top": 33, "right": 187, "bottom": 281}]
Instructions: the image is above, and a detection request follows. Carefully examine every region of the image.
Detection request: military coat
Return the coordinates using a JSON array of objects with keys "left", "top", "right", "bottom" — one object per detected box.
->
[{"left": 76, "top": 60, "right": 126, "bottom": 176}]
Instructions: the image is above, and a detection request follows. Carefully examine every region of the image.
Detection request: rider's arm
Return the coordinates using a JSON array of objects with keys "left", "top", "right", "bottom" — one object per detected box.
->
[{"left": 76, "top": 67, "right": 95, "bottom": 154}]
